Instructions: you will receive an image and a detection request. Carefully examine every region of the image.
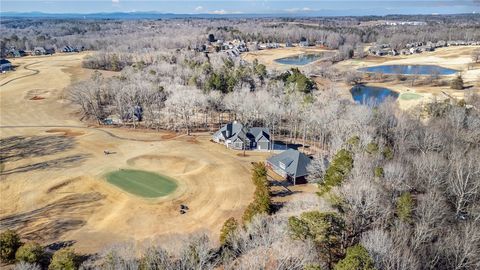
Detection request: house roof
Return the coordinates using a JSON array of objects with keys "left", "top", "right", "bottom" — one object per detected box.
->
[
  {"left": 267, "top": 149, "right": 311, "bottom": 178},
  {"left": 0, "top": 59, "right": 11, "bottom": 65},
  {"left": 213, "top": 123, "right": 270, "bottom": 144},
  {"left": 249, "top": 127, "right": 270, "bottom": 142},
  {"left": 214, "top": 122, "right": 244, "bottom": 141}
]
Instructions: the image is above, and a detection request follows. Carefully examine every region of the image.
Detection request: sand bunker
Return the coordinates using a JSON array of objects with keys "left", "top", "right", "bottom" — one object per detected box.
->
[{"left": 25, "top": 89, "right": 51, "bottom": 100}]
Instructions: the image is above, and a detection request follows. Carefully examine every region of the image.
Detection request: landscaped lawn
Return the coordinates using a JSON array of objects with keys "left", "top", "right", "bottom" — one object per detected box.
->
[{"left": 106, "top": 169, "right": 178, "bottom": 198}]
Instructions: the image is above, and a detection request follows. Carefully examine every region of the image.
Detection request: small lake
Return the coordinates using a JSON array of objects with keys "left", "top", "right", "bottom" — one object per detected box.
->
[
  {"left": 351, "top": 85, "right": 399, "bottom": 105},
  {"left": 359, "top": 65, "right": 458, "bottom": 75},
  {"left": 275, "top": 53, "right": 323, "bottom": 65}
]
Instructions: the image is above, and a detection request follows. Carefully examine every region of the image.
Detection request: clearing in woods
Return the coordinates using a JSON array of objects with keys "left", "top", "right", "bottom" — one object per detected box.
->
[{"left": 106, "top": 169, "right": 178, "bottom": 198}]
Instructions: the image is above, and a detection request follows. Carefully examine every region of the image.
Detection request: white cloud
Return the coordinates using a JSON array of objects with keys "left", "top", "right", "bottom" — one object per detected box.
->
[
  {"left": 112, "top": 0, "right": 119, "bottom": 3},
  {"left": 210, "top": 9, "right": 243, "bottom": 15},
  {"left": 284, "top": 7, "right": 314, "bottom": 13},
  {"left": 211, "top": 9, "right": 227, "bottom": 14},
  {"left": 195, "top": 6, "right": 203, "bottom": 12}
]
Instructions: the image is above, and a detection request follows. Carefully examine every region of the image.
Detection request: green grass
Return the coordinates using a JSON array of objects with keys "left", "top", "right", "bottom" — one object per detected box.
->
[
  {"left": 106, "top": 169, "right": 177, "bottom": 198},
  {"left": 400, "top": 92, "right": 423, "bottom": 100}
]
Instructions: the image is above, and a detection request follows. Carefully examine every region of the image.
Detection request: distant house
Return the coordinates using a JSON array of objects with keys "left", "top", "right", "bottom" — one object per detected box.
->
[
  {"left": 62, "top": 46, "right": 79, "bottom": 53},
  {"left": 266, "top": 149, "right": 312, "bottom": 185},
  {"left": 6, "top": 49, "right": 26, "bottom": 58},
  {"left": 0, "top": 59, "right": 12, "bottom": 72},
  {"left": 33, "top": 47, "right": 54, "bottom": 55},
  {"left": 436, "top": 40, "right": 447, "bottom": 48},
  {"left": 33, "top": 47, "right": 46, "bottom": 55},
  {"left": 419, "top": 45, "right": 434, "bottom": 52},
  {"left": 388, "top": 49, "right": 399, "bottom": 56},
  {"left": 212, "top": 122, "right": 271, "bottom": 150},
  {"left": 409, "top": 47, "right": 420, "bottom": 54},
  {"left": 45, "top": 48, "right": 55, "bottom": 55},
  {"left": 299, "top": 40, "right": 310, "bottom": 47}
]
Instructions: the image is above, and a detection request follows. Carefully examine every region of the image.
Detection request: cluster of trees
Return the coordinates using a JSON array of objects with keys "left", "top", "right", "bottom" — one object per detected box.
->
[
  {"left": 241, "top": 162, "right": 272, "bottom": 224},
  {"left": 451, "top": 75, "right": 464, "bottom": 90},
  {"left": 305, "top": 96, "right": 480, "bottom": 269},
  {"left": 69, "top": 50, "right": 324, "bottom": 146},
  {"left": 0, "top": 230, "right": 79, "bottom": 270}
]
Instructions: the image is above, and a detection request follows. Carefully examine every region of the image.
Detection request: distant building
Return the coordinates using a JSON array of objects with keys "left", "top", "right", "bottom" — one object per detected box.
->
[
  {"left": 6, "top": 49, "right": 26, "bottom": 58},
  {"left": 212, "top": 122, "right": 271, "bottom": 151},
  {"left": 388, "top": 49, "right": 399, "bottom": 56},
  {"left": 62, "top": 46, "right": 79, "bottom": 53},
  {"left": 266, "top": 149, "right": 312, "bottom": 185},
  {"left": 45, "top": 48, "right": 55, "bottom": 55},
  {"left": 33, "top": 47, "right": 46, "bottom": 55},
  {"left": 0, "top": 59, "right": 12, "bottom": 72},
  {"left": 409, "top": 47, "right": 420, "bottom": 54},
  {"left": 299, "top": 39, "right": 311, "bottom": 47},
  {"left": 33, "top": 47, "right": 55, "bottom": 55}
]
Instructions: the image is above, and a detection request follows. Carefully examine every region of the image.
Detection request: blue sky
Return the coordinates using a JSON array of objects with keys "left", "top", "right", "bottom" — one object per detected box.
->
[{"left": 2, "top": 0, "right": 480, "bottom": 15}]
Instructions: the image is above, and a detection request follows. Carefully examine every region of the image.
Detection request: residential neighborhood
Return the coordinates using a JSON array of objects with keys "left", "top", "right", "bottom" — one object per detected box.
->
[{"left": 368, "top": 39, "right": 480, "bottom": 56}]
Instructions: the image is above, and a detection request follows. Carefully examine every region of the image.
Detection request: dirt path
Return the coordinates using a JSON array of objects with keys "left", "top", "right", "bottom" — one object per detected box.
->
[{"left": 0, "top": 125, "right": 184, "bottom": 142}]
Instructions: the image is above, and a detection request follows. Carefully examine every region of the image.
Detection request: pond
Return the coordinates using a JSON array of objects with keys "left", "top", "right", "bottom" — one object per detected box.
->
[
  {"left": 275, "top": 53, "right": 323, "bottom": 65},
  {"left": 350, "top": 85, "right": 399, "bottom": 105},
  {"left": 359, "top": 65, "right": 458, "bottom": 75}
]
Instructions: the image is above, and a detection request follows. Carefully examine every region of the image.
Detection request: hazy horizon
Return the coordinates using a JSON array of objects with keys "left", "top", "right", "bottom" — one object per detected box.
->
[{"left": 1, "top": 0, "right": 480, "bottom": 16}]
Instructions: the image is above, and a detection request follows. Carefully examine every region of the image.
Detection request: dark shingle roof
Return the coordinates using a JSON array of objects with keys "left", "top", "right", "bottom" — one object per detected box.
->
[
  {"left": 267, "top": 149, "right": 311, "bottom": 178},
  {"left": 214, "top": 123, "right": 270, "bottom": 144},
  {"left": 249, "top": 127, "right": 270, "bottom": 142}
]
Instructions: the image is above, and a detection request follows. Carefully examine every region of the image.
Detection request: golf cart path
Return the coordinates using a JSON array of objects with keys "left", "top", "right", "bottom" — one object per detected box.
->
[{"left": 0, "top": 125, "right": 184, "bottom": 142}]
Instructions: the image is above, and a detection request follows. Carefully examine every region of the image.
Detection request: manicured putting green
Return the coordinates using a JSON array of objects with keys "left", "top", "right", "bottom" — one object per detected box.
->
[
  {"left": 106, "top": 169, "right": 177, "bottom": 198},
  {"left": 400, "top": 93, "right": 423, "bottom": 100}
]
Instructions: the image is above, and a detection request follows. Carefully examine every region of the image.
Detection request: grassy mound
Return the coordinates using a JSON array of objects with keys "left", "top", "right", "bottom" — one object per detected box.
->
[
  {"left": 400, "top": 92, "right": 422, "bottom": 100},
  {"left": 106, "top": 169, "right": 177, "bottom": 198}
]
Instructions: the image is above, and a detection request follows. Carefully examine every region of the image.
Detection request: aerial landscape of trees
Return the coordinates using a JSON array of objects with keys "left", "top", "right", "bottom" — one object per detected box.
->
[{"left": 1, "top": 14, "right": 480, "bottom": 270}]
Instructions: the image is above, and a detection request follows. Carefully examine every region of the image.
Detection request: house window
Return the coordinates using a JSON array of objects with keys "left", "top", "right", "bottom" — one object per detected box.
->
[{"left": 279, "top": 162, "right": 286, "bottom": 169}]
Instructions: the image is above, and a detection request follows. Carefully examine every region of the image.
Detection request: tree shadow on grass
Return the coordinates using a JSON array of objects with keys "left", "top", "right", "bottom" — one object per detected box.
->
[
  {"left": 0, "top": 192, "right": 105, "bottom": 242},
  {"left": 0, "top": 135, "right": 76, "bottom": 163},
  {"left": 0, "top": 154, "right": 90, "bottom": 176}
]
